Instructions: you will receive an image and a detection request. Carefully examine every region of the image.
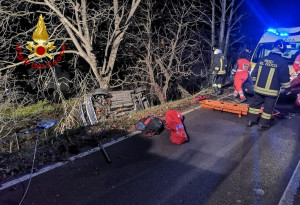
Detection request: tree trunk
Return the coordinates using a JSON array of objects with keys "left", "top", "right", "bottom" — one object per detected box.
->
[
  {"left": 219, "top": 0, "right": 226, "bottom": 51},
  {"left": 224, "top": 0, "right": 235, "bottom": 57},
  {"left": 210, "top": 0, "right": 216, "bottom": 69}
]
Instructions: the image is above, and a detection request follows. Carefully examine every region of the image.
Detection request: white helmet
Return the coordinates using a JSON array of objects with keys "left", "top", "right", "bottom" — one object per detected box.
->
[{"left": 214, "top": 49, "right": 222, "bottom": 54}]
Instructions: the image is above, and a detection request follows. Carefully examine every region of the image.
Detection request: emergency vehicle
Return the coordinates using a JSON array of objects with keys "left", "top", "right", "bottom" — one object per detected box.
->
[{"left": 251, "top": 27, "right": 300, "bottom": 76}]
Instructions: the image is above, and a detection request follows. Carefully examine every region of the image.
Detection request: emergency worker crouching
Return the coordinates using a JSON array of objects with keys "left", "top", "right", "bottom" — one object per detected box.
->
[
  {"left": 291, "top": 52, "right": 300, "bottom": 105},
  {"left": 230, "top": 50, "right": 251, "bottom": 102},
  {"left": 247, "top": 40, "right": 291, "bottom": 130},
  {"left": 212, "top": 48, "right": 227, "bottom": 95}
]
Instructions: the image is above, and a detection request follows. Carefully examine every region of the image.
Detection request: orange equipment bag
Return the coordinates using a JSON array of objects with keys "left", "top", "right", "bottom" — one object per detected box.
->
[{"left": 165, "top": 110, "right": 188, "bottom": 145}]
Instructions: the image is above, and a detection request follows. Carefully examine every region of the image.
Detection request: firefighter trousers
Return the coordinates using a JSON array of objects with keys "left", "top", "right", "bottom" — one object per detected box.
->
[
  {"left": 212, "top": 74, "right": 225, "bottom": 95},
  {"left": 212, "top": 74, "right": 225, "bottom": 88},
  {"left": 247, "top": 93, "right": 277, "bottom": 126}
]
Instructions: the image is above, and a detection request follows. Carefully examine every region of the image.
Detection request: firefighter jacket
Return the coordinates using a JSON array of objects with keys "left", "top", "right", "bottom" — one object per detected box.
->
[
  {"left": 231, "top": 59, "right": 251, "bottom": 76},
  {"left": 251, "top": 52, "right": 291, "bottom": 97},
  {"left": 213, "top": 53, "right": 227, "bottom": 75}
]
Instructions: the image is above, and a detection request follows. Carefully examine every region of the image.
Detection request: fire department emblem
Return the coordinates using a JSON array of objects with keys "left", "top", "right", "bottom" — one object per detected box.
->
[{"left": 26, "top": 14, "right": 55, "bottom": 59}]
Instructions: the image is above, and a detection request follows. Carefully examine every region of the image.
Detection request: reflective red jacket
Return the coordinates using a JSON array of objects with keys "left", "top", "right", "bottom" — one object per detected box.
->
[
  {"left": 237, "top": 59, "right": 251, "bottom": 72},
  {"left": 293, "top": 54, "right": 300, "bottom": 72}
]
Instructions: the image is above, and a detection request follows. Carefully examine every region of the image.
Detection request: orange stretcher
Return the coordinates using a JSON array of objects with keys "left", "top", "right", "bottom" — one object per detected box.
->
[{"left": 199, "top": 99, "right": 280, "bottom": 118}]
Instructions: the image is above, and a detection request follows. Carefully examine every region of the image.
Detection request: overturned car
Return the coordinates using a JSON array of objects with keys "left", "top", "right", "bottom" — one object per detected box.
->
[{"left": 80, "top": 86, "right": 150, "bottom": 125}]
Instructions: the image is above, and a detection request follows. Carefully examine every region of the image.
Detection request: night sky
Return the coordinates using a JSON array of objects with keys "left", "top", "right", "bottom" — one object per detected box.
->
[{"left": 243, "top": 0, "right": 300, "bottom": 40}]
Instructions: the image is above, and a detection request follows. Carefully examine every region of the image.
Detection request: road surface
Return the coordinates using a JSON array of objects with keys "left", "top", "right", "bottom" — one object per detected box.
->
[{"left": 0, "top": 95, "right": 300, "bottom": 205}]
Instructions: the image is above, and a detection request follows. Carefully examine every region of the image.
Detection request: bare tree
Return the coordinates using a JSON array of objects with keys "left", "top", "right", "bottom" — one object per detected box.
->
[
  {"left": 219, "top": 0, "right": 227, "bottom": 50},
  {"left": 0, "top": 0, "right": 141, "bottom": 89},
  {"left": 126, "top": 0, "right": 198, "bottom": 103},
  {"left": 194, "top": 0, "right": 246, "bottom": 74},
  {"left": 223, "top": 0, "right": 245, "bottom": 57}
]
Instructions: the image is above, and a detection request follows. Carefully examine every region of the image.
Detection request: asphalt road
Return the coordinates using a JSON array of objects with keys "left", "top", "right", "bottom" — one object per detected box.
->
[{"left": 0, "top": 96, "right": 300, "bottom": 205}]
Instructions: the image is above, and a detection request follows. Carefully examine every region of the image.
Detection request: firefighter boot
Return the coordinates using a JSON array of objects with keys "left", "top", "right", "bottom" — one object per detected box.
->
[
  {"left": 213, "top": 87, "right": 218, "bottom": 95},
  {"left": 217, "top": 88, "right": 222, "bottom": 95},
  {"left": 246, "top": 120, "right": 257, "bottom": 127},
  {"left": 258, "top": 124, "right": 270, "bottom": 131}
]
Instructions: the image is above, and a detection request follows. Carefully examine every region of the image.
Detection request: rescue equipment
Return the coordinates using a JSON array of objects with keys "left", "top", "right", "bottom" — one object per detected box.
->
[
  {"left": 199, "top": 99, "right": 280, "bottom": 118},
  {"left": 165, "top": 110, "right": 188, "bottom": 145},
  {"left": 200, "top": 100, "right": 248, "bottom": 117}
]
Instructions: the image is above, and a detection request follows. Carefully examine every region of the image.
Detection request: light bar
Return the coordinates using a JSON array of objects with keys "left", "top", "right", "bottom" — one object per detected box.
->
[
  {"left": 280, "top": 32, "right": 289, "bottom": 37},
  {"left": 267, "top": 28, "right": 279, "bottom": 35},
  {"left": 267, "top": 28, "right": 289, "bottom": 37}
]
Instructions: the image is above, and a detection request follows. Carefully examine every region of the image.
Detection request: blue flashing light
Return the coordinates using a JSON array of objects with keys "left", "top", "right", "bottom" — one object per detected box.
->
[
  {"left": 267, "top": 28, "right": 279, "bottom": 35},
  {"left": 279, "top": 32, "right": 289, "bottom": 37}
]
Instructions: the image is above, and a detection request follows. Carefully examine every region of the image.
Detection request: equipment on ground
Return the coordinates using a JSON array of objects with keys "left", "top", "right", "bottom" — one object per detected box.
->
[{"left": 199, "top": 99, "right": 281, "bottom": 118}]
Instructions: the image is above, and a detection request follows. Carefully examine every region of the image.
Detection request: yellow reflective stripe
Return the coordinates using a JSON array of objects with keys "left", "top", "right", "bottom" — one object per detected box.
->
[
  {"left": 261, "top": 112, "right": 272, "bottom": 119},
  {"left": 255, "top": 65, "right": 262, "bottom": 86},
  {"left": 254, "top": 86, "right": 279, "bottom": 96},
  {"left": 217, "top": 84, "right": 222, "bottom": 88},
  {"left": 218, "top": 70, "right": 226, "bottom": 74},
  {"left": 249, "top": 107, "right": 260, "bottom": 114},
  {"left": 290, "top": 68, "right": 295, "bottom": 75},
  {"left": 220, "top": 57, "right": 223, "bottom": 72},
  {"left": 212, "top": 84, "right": 217, "bottom": 87},
  {"left": 215, "top": 67, "right": 220, "bottom": 70},
  {"left": 265, "top": 68, "right": 275, "bottom": 90},
  {"left": 281, "top": 82, "right": 291, "bottom": 88}
]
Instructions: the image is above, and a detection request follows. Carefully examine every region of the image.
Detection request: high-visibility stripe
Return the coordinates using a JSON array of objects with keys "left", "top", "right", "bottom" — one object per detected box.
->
[
  {"left": 249, "top": 107, "right": 260, "bottom": 114},
  {"left": 281, "top": 82, "right": 291, "bottom": 88},
  {"left": 290, "top": 68, "right": 295, "bottom": 75},
  {"left": 255, "top": 65, "right": 262, "bottom": 86},
  {"left": 261, "top": 112, "right": 272, "bottom": 119},
  {"left": 265, "top": 68, "right": 275, "bottom": 90},
  {"left": 217, "top": 84, "right": 222, "bottom": 88},
  {"left": 252, "top": 77, "right": 257, "bottom": 81},
  {"left": 254, "top": 86, "right": 279, "bottom": 96},
  {"left": 220, "top": 57, "right": 223, "bottom": 72},
  {"left": 212, "top": 84, "right": 217, "bottom": 87},
  {"left": 215, "top": 67, "right": 220, "bottom": 71}
]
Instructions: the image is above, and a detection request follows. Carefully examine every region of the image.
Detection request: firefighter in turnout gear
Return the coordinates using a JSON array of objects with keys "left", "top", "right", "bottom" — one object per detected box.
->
[
  {"left": 247, "top": 40, "right": 291, "bottom": 130},
  {"left": 230, "top": 50, "right": 251, "bottom": 102},
  {"left": 212, "top": 48, "right": 227, "bottom": 95}
]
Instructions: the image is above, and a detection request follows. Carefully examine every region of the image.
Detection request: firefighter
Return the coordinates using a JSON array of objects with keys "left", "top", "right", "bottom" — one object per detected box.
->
[
  {"left": 291, "top": 52, "right": 300, "bottom": 105},
  {"left": 247, "top": 40, "right": 291, "bottom": 130},
  {"left": 230, "top": 50, "right": 251, "bottom": 102},
  {"left": 212, "top": 48, "right": 227, "bottom": 95}
]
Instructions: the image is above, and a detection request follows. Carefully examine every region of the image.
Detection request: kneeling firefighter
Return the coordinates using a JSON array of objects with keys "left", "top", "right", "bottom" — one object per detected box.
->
[
  {"left": 291, "top": 52, "right": 300, "bottom": 105},
  {"left": 247, "top": 40, "right": 291, "bottom": 130},
  {"left": 212, "top": 48, "right": 227, "bottom": 95},
  {"left": 230, "top": 50, "right": 251, "bottom": 102}
]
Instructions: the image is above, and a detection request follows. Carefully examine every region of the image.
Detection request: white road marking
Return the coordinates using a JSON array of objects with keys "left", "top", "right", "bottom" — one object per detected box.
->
[{"left": 278, "top": 160, "right": 300, "bottom": 205}]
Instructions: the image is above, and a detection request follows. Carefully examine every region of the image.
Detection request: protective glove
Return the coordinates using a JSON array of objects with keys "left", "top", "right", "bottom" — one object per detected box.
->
[{"left": 282, "top": 87, "right": 292, "bottom": 95}]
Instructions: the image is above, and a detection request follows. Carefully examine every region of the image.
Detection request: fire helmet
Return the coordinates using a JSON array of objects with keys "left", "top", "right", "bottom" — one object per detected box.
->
[{"left": 273, "top": 40, "right": 287, "bottom": 53}]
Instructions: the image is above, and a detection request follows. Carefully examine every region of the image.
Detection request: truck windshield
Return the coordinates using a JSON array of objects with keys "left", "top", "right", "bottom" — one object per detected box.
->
[{"left": 252, "top": 42, "right": 300, "bottom": 64}]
